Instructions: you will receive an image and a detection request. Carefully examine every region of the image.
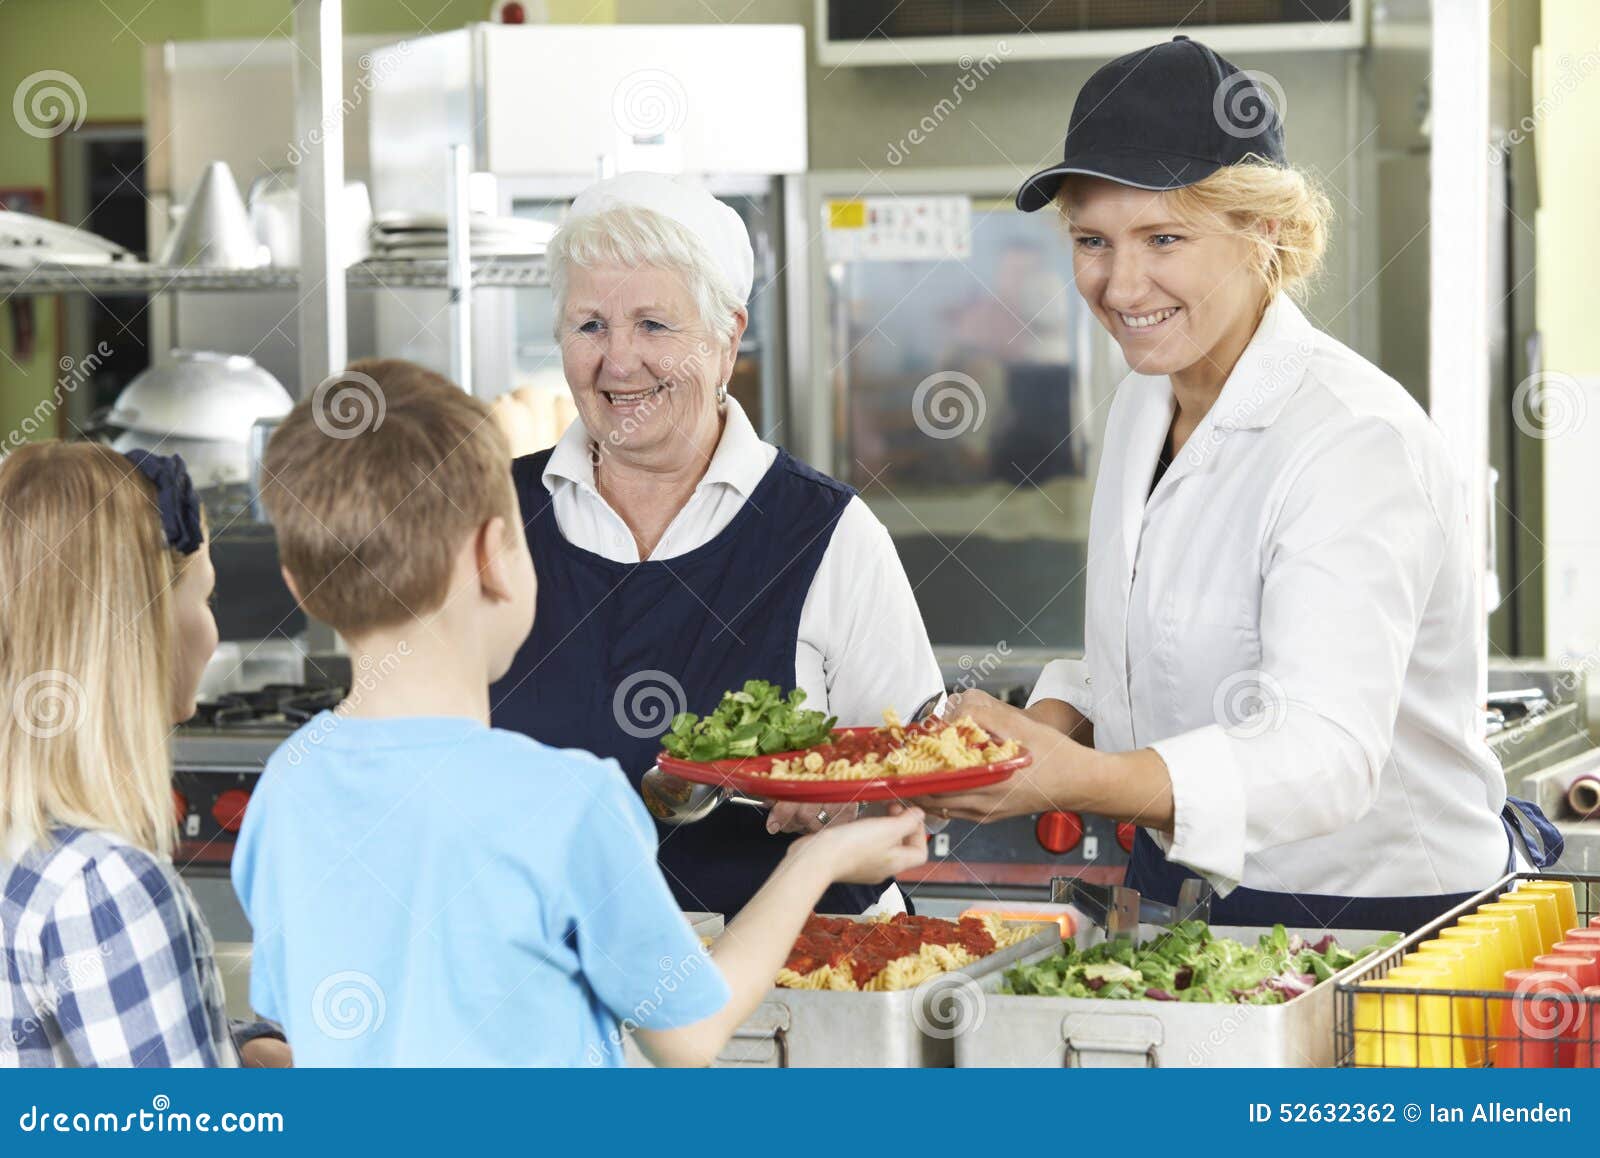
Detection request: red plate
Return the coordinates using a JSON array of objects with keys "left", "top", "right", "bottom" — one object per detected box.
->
[{"left": 654, "top": 725, "right": 1032, "bottom": 803}]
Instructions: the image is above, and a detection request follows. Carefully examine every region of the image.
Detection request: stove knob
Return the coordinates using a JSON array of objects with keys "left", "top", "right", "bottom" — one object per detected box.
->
[
  {"left": 1116, "top": 822, "right": 1137, "bottom": 853},
  {"left": 172, "top": 788, "right": 188, "bottom": 827},
  {"left": 1034, "top": 810, "right": 1083, "bottom": 855},
  {"left": 212, "top": 788, "right": 252, "bottom": 834}
]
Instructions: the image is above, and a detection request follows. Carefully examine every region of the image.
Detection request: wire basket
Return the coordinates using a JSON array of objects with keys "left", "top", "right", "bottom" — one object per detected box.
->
[{"left": 1334, "top": 872, "right": 1600, "bottom": 1067}]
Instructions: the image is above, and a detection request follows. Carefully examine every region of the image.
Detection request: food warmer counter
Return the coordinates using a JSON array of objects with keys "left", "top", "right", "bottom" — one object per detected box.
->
[{"left": 625, "top": 916, "right": 1061, "bottom": 1068}]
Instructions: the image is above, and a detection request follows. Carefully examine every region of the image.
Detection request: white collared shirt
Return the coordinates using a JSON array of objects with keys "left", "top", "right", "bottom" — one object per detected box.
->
[
  {"left": 1030, "top": 294, "right": 1508, "bottom": 899},
  {"left": 539, "top": 398, "right": 942, "bottom": 729}
]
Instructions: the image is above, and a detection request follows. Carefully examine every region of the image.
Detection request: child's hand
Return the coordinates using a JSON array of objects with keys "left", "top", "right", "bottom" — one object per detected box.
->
[
  {"left": 239, "top": 1037, "right": 293, "bottom": 1067},
  {"left": 787, "top": 803, "right": 927, "bottom": 884}
]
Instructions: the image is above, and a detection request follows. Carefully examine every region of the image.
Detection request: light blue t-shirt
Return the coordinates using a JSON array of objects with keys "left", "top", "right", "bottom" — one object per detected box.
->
[{"left": 231, "top": 712, "right": 730, "bottom": 1066}]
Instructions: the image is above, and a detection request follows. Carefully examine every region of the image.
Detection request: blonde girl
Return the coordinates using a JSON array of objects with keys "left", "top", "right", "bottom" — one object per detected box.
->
[{"left": 0, "top": 443, "right": 285, "bottom": 1066}]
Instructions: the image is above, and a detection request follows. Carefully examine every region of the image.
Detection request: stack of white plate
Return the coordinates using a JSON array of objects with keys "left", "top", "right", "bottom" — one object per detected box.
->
[{"left": 369, "top": 212, "right": 555, "bottom": 260}]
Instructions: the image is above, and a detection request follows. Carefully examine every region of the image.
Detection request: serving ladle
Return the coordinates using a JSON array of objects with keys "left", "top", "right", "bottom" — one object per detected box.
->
[{"left": 639, "top": 690, "right": 948, "bottom": 827}]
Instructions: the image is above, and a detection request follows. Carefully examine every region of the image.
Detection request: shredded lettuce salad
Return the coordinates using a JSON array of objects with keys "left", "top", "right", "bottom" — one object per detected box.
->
[
  {"left": 659, "top": 680, "right": 837, "bottom": 762},
  {"left": 1002, "top": 921, "right": 1401, "bottom": 1005}
]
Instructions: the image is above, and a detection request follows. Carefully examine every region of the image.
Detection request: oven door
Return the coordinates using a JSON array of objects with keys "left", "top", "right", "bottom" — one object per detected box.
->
[{"left": 799, "top": 168, "right": 1122, "bottom": 655}]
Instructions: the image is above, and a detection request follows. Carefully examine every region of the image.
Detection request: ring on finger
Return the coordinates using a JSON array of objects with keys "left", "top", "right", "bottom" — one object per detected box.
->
[{"left": 816, "top": 807, "right": 829, "bottom": 825}]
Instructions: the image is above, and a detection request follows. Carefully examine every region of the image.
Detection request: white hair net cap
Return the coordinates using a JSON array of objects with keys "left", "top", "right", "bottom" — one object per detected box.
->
[{"left": 565, "top": 171, "right": 755, "bottom": 304}]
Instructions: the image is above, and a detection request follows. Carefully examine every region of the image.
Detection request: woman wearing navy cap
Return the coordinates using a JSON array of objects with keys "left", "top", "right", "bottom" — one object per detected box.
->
[{"left": 913, "top": 37, "right": 1560, "bottom": 930}]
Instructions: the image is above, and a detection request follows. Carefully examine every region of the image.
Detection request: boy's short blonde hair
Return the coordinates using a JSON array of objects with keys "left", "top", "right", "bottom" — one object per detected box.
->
[{"left": 260, "top": 359, "right": 513, "bottom": 636}]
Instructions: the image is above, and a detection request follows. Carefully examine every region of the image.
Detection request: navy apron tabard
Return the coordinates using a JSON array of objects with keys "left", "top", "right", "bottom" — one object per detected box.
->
[
  {"left": 490, "top": 446, "right": 886, "bottom": 918},
  {"left": 1124, "top": 783, "right": 1563, "bottom": 930},
  {"left": 1123, "top": 831, "right": 1479, "bottom": 932},
  {"left": 1123, "top": 802, "right": 1545, "bottom": 932}
]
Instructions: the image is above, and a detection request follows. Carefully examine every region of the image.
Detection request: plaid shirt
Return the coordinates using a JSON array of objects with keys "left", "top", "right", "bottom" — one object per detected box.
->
[{"left": 1, "top": 827, "right": 238, "bottom": 1067}]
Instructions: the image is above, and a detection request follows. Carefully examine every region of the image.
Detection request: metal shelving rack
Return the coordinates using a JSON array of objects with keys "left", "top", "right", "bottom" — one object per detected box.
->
[
  {"left": 0, "top": 256, "right": 548, "bottom": 297},
  {"left": 1, "top": 4, "right": 545, "bottom": 659},
  {"left": 6, "top": 2, "right": 522, "bottom": 398},
  {"left": 0, "top": 265, "right": 299, "bottom": 295}
]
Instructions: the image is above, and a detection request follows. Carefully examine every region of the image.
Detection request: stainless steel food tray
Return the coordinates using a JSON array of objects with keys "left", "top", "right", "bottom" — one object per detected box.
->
[
  {"left": 715, "top": 919, "right": 1062, "bottom": 1068},
  {"left": 685, "top": 911, "right": 724, "bottom": 939},
  {"left": 954, "top": 925, "right": 1390, "bottom": 1068}
]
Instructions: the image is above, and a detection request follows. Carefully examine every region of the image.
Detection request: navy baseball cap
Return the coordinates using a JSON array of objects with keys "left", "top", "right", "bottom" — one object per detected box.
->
[{"left": 1016, "top": 35, "right": 1287, "bottom": 212}]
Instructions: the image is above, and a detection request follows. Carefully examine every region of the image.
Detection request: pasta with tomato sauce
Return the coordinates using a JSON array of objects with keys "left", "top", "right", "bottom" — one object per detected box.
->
[
  {"left": 762, "top": 711, "right": 1020, "bottom": 783},
  {"left": 774, "top": 912, "right": 1040, "bottom": 992}
]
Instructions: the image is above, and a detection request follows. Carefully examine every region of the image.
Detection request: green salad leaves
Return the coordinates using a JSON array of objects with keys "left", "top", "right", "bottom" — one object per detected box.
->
[
  {"left": 1002, "top": 921, "right": 1401, "bottom": 1005},
  {"left": 659, "top": 680, "right": 837, "bottom": 762}
]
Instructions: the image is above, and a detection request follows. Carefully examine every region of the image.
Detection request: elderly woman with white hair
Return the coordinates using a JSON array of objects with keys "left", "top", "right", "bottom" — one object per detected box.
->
[{"left": 490, "top": 172, "right": 941, "bottom": 918}]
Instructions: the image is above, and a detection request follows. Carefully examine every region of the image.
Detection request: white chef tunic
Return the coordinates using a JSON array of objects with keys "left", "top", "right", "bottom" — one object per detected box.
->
[{"left": 1029, "top": 293, "right": 1510, "bottom": 899}]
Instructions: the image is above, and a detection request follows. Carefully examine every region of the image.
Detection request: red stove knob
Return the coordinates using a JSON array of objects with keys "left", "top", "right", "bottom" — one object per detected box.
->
[
  {"left": 1116, "top": 822, "right": 1137, "bottom": 853},
  {"left": 1035, "top": 811, "right": 1083, "bottom": 854},
  {"left": 173, "top": 789, "right": 188, "bottom": 827},
  {"left": 212, "top": 788, "right": 252, "bottom": 834}
]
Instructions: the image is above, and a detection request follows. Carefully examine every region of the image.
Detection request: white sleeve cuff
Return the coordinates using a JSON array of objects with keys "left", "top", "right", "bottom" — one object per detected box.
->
[
  {"left": 1147, "top": 725, "right": 1248, "bottom": 896},
  {"left": 1027, "top": 658, "right": 1095, "bottom": 720}
]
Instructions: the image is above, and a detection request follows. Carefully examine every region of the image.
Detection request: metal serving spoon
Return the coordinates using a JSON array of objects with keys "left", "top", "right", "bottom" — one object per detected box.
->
[{"left": 638, "top": 690, "right": 948, "bottom": 827}]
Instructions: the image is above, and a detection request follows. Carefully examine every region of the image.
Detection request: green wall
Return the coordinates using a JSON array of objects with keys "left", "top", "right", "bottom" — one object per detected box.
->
[{"left": 0, "top": 0, "right": 612, "bottom": 443}]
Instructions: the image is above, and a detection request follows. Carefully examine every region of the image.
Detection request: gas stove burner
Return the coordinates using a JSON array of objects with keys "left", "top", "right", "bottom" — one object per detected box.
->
[{"left": 187, "top": 682, "right": 346, "bottom": 730}]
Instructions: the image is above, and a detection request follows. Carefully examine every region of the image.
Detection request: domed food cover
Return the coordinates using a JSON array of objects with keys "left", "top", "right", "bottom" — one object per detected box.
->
[
  {"left": 108, "top": 351, "right": 292, "bottom": 487},
  {"left": 108, "top": 350, "right": 291, "bottom": 442}
]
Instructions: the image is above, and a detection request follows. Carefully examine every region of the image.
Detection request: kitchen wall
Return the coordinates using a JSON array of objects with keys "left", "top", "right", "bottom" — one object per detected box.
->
[
  {"left": 1533, "top": 0, "right": 1600, "bottom": 677},
  {"left": 0, "top": 0, "right": 613, "bottom": 442}
]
